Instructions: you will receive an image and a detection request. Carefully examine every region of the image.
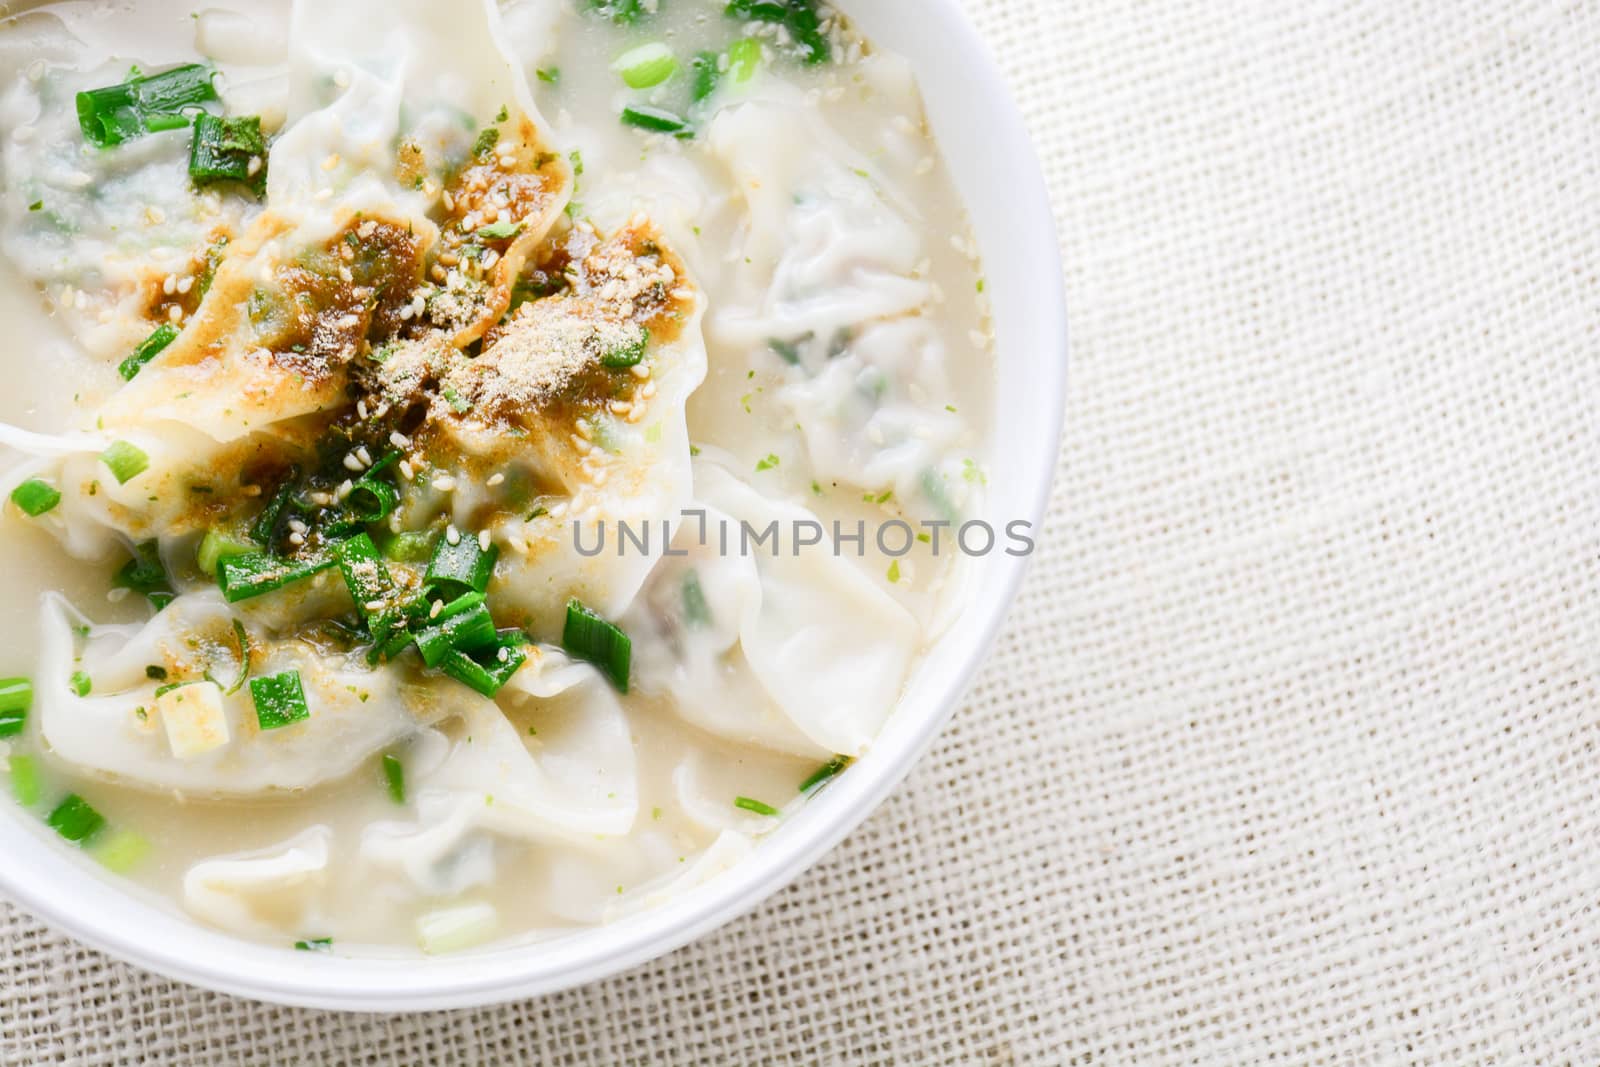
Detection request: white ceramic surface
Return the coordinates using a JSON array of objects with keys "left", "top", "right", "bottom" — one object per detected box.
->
[{"left": 0, "top": 0, "right": 1067, "bottom": 1010}]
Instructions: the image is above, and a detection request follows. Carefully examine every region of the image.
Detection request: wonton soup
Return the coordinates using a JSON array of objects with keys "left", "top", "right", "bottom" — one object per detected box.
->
[{"left": 0, "top": 0, "right": 992, "bottom": 952}]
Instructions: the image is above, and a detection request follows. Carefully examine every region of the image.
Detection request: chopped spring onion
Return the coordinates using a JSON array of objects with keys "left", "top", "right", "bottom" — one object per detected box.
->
[
  {"left": 76, "top": 63, "right": 218, "bottom": 147},
  {"left": 46, "top": 793, "right": 105, "bottom": 843},
  {"left": 92, "top": 828, "right": 151, "bottom": 874},
  {"left": 601, "top": 328, "right": 649, "bottom": 369},
  {"left": 440, "top": 636, "right": 528, "bottom": 697},
  {"left": 294, "top": 937, "right": 333, "bottom": 952},
  {"left": 347, "top": 476, "right": 400, "bottom": 525},
  {"left": 414, "top": 593, "right": 498, "bottom": 668},
  {"left": 188, "top": 113, "right": 267, "bottom": 194},
  {"left": 384, "top": 529, "right": 437, "bottom": 564},
  {"left": 614, "top": 42, "right": 678, "bottom": 89},
  {"left": 562, "top": 599, "right": 631, "bottom": 692},
  {"left": 728, "top": 37, "right": 763, "bottom": 82},
  {"left": 681, "top": 570, "right": 711, "bottom": 627},
  {"left": 249, "top": 473, "right": 300, "bottom": 544},
  {"left": 691, "top": 50, "right": 722, "bottom": 102},
  {"left": 0, "top": 678, "right": 32, "bottom": 737},
  {"left": 381, "top": 753, "right": 406, "bottom": 804},
  {"left": 768, "top": 336, "right": 806, "bottom": 365},
  {"left": 475, "top": 218, "right": 524, "bottom": 241},
  {"left": 734, "top": 795, "right": 781, "bottom": 817},
  {"left": 69, "top": 671, "right": 91, "bottom": 698},
  {"left": 621, "top": 105, "right": 691, "bottom": 135},
  {"left": 725, "top": 0, "right": 830, "bottom": 65},
  {"left": 249, "top": 670, "right": 310, "bottom": 731},
  {"left": 8, "top": 754, "right": 41, "bottom": 807},
  {"left": 197, "top": 528, "right": 254, "bottom": 577},
  {"left": 799, "top": 755, "right": 853, "bottom": 795},
  {"left": 101, "top": 441, "right": 150, "bottom": 485},
  {"left": 10, "top": 478, "right": 60, "bottom": 518},
  {"left": 417, "top": 902, "right": 498, "bottom": 954},
  {"left": 333, "top": 533, "right": 394, "bottom": 621},
  {"left": 114, "top": 540, "right": 175, "bottom": 609},
  {"left": 425, "top": 532, "right": 498, "bottom": 596},
  {"left": 117, "top": 323, "right": 180, "bottom": 381},
  {"left": 218, "top": 552, "right": 336, "bottom": 603}
]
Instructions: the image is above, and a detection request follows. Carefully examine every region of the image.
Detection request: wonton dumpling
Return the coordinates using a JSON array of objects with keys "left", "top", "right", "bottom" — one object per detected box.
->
[
  {"left": 36, "top": 590, "right": 438, "bottom": 795},
  {"left": 706, "top": 89, "right": 931, "bottom": 353},
  {"left": 359, "top": 661, "right": 639, "bottom": 895},
  {"left": 780, "top": 317, "right": 967, "bottom": 504},
  {"left": 629, "top": 460, "right": 921, "bottom": 758},
  {"left": 183, "top": 826, "right": 332, "bottom": 936}
]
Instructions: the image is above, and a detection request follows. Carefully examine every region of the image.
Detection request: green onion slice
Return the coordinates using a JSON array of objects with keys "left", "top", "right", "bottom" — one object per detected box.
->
[
  {"left": 8, "top": 754, "right": 41, "bottom": 807},
  {"left": 381, "top": 753, "right": 406, "bottom": 804},
  {"left": 93, "top": 828, "right": 151, "bottom": 873},
  {"left": 728, "top": 37, "right": 763, "bottom": 82},
  {"left": 218, "top": 552, "right": 336, "bottom": 603},
  {"left": 414, "top": 592, "right": 498, "bottom": 668},
  {"left": 620, "top": 105, "right": 690, "bottom": 135},
  {"left": 439, "top": 636, "right": 528, "bottom": 697},
  {"left": 69, "top": 671, "right": 91, "bottom": 698},
  {"left": 101, "top": 441, "right": 149, "bottom": 485},
  {"left": 46, "top": 793, "right": 105, "bottom": 843},
  {"left": 10, "top": 478, "right": 60, "bottom": 517},
  {"left": 734, "top": 795, "right": 780, "bottom": 817},
  {"left": 333, "top": 533, "right": 395, "bottom": 621},
  {"left": 691, "top": 50, "right": 723, "bottom": 102},
  {"left": 189, "top": 113, "right": 267, "bottom": 194},
  {"left": 562, "top": 599, "right": 631, "bottom": 692},
  {"left": 76, "top": 63, "right": 218, "bottom": 147},
  {"left": 799, "top": 754, "right": 853, "bottom": 795},
  {"left": 250, "top": 670, "right": 310, "bottom": 731},
  {"left": 294, "top": 937, "right": 333, "bottom": 952},
  {"left": 117, "top": 323, "right": 180, "bottom": 381},
  {"left": 197, "top": 528, "right": 255, "bottom": 577},
  {"left": 615, "top": 42, "right": 678, "bottom": 89},
  {"left": 425, "top": 532, "right": 498, "bottom": 596},
  {"left": 0, "top": 678, "right": 31, "bottom": 737}
]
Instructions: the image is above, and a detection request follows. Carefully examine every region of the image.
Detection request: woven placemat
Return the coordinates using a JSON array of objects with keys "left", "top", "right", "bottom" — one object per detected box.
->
[{"left": 4, "top": 0, "right": 1599, "bottom": 1062}]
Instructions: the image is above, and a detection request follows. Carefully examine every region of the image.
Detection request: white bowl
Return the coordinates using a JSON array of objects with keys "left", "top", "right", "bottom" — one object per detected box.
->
[{"left": 0, "top": 0, "right": 1067, "bottom": 1009}]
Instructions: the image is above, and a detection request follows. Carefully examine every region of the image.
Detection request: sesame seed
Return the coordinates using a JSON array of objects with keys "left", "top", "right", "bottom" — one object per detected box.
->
[
  {"left": 398, "top": 459, "right": 415, "bottom": 480},
  {"left": 389, "top": 431, "right": 411, "bottom": 449},
  {"left": 288, "top": 531, "right": 306, "bottom": 546},
  {"left": 365, "top": 600, "right": 387, "bottom": 614},
  {"left": 162, "top": 275, "right": 177, "bottom": 295},
  {"left": 358, "top": 220, "right": 377, "bottom": 238},
  {"left": 429, "top": 600, "right": 444, "bottom": 619},
  {"left": 432, "top": 475, "right": 456, "bottom": 492},
  {"left": 446, "top": 525, "right": 461, "bottom": 546},
  {"left": 486, "top": 472, "right": 505, "bottom": 487},
  {"left": 176, "top": 276, "right": 194, "bottom": 294},
  {"left": 478, "top": 529, "right": 491, "bottom": 551},
  {"left": 336, "top": 479, "right": 354, "bottom": 501},
  {"left": 343, "top": 453, "right": 364, "bottom": 472},
  {"left": 355, "top": 446, "right": 372, "bottom": 467}
]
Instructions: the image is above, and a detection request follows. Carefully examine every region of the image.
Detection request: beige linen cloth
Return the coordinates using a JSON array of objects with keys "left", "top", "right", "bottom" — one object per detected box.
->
[{"left": 4, "top": 0, "right": 1599, "bottom": 1062}]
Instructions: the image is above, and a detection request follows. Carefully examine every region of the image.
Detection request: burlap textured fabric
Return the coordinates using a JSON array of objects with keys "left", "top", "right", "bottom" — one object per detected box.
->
[{"left": 4, "top": 0, "right": 1599, "bottom": 1062}]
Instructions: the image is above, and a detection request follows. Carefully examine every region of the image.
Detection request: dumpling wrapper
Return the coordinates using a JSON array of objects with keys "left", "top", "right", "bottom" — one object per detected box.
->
[
  {"left": 629, "top": 460, "right": 922, "bottom": 758},
  {"left": 35, "top": 590, "right": 435, "bottom": 795},
  {"left": 359, "top": 658, "right": 639, "bottom": 896},
  {"left": 182, "top": 826, "right": 332, "bottom": 936}
]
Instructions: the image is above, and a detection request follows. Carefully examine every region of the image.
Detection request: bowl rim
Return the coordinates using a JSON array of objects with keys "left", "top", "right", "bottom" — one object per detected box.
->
[{"left": 0, "top": 0, "right": 1067, "bottom": 1010}]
